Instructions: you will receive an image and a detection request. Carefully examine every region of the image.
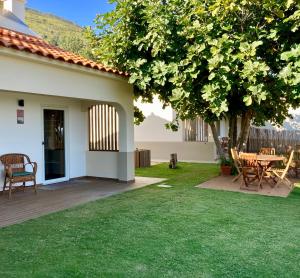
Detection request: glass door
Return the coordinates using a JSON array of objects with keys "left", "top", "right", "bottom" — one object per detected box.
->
[{"left": 43, "top": 109, "right": 65, "bottom": 181}]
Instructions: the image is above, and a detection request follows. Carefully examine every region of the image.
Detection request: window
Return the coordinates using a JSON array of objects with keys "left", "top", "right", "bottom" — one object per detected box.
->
[
  {"left": 183, "top": 117, "right": 208, "bottom": 142},
  {"left": 88, "top": 104, "right": 119, "bottom": 151}
]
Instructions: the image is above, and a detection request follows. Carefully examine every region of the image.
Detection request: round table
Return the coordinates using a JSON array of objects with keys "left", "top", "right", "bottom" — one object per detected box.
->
[
  {"left": 256, "top": 155, "right": 285, "bottom": 187},
  {"left": 257, "top": 155, "right": 285, "bottom": 163}
]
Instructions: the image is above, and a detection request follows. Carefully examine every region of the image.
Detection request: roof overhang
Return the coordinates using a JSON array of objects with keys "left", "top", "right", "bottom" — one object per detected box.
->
[{"left": 0, "top": 46, "right": 129, "bottom": 83}]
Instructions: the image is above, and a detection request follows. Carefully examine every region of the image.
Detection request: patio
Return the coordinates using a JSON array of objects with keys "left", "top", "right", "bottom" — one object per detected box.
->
[
  {"left": 0, "top": 176, "right": 164, "bottom": 228},
  {"left": 197, "top": 175, "right": 299, "bottom": 197}
]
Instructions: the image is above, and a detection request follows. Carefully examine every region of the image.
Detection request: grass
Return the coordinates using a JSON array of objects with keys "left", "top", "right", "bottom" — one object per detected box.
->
[{"left": 1, "top": 162, "right": 300, "bottom": 277}]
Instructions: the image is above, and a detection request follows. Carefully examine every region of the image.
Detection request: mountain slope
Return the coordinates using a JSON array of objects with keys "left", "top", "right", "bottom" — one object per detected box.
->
[{"left": 25, "top": 8, "right": 92, "bottom": 58}]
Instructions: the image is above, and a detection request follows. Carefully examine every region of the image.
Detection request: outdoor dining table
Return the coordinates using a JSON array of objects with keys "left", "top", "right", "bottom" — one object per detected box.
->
[{"left": 256, "top": 155, "right": 285, "bottom": 187}]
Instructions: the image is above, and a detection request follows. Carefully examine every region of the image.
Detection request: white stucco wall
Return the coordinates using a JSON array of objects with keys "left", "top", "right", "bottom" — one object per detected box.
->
[
  {"left": 86, "top": 151, "right": 118, "bottom": 179},
  {"left": 135, "top": 96, "right": 183, "bottom": 142},
  {"left": 0, "top": 48, "right": 135, "bottom": 183},
  {"left": 135, "top": 96, "right": 219, "bottom": 162},
  {"left": 0, "top": 92, "right": 87, "bottom": 187},
  {"left": 135, "top": 141, "right": 217, "bottom": 163},
  {"left": 0, "top": 4, "right": 37, "bottom": 36}
]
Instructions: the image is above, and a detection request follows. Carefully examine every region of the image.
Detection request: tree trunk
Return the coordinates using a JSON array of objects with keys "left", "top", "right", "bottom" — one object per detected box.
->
[
  {"left": 228, "top": 114, "right": 238, "bottom": 157},
  {"left": 210, "top": 122, "right": 224, "bottom": 158},
  {"left": 237, "top": 111, "right": 252, "bottom": 151},
  {"left": 233, "top": 116, "right": 238, "bottom": 148}
]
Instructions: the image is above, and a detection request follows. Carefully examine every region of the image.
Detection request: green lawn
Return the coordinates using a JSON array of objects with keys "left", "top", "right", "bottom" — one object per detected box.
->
[{"left": 1, "top": 163, "right": 300, "bottom": 277}]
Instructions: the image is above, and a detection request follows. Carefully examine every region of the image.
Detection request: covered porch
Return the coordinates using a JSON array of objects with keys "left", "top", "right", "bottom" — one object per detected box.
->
[
  {"left": 0, "top": 177, "right": 165, "bottom": 228},
  {"left": 0, "top": 45, "right": 135, "bottom": 189}
]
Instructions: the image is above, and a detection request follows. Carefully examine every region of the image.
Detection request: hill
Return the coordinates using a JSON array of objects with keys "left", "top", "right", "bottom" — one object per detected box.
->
[{"left": 25, "top": 8, "right": 92, "bottom": 58}]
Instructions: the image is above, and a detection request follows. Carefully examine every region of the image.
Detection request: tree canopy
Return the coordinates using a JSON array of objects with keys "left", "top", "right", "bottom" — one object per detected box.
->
[{"left": 90, "top": 0, "right": 300, "bottom": 154}]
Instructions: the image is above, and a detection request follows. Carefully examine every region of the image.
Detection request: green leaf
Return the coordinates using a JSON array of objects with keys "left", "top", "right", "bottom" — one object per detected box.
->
[
  {"left": 287, "top": 0, "right": 294, "bottom": 8},
  {"left": 208, "top": 72, "right": 216, "bottom": 80},
  {"left": 243, "top": 96, "right": 253, "bottom": 106}
]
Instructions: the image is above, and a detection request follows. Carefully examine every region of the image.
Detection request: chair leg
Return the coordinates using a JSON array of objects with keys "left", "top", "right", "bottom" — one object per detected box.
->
[
  {"left": 258, "top": 174, "right": 263, "bottom": 189},
  {"left": 275, "top": 177, "right": 286, "bottom": 188},
  {"left": 23, "top": 182, "right": 26, "bottom": 192},
  {"left": 241, "top": 175, "right": 249, "bottom": 188},
  {"left": 274, "top": 175, "right": 292, "bottom": 189},
  {"left": 283, "top": 177, "right": 293, "bottom": 189},
  {"left": 2, "top": 176, "right": 7, "bottom": 195},
  {"left": 232, "top": 172, "right": 242, "bottom": 182},
  {"left": 34, "top": 179, "right": 37, "bottom": 194},
  {"left": 8, "top": 181, "right": 12, "bottom": 200}
]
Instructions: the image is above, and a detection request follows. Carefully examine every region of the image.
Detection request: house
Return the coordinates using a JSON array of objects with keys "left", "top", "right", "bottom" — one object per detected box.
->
[
  {"left": 0, "top": 0, "right": 135, "bottom": 188},
  {"left": 135, "top": 96, "right": 229, "bottom": 163},
  {"left": 135, "top": 94, "right": 300, "bottom": 162}
]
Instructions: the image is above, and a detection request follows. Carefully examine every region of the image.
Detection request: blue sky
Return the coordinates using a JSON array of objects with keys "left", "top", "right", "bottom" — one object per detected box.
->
[{"left": 27, "top": 0, "right": 114, "bottom": 26}]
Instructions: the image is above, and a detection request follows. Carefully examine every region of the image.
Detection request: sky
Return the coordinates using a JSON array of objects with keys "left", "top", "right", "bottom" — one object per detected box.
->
[{"left": 27, "top": 0, "right": 114, "bottom": 27}]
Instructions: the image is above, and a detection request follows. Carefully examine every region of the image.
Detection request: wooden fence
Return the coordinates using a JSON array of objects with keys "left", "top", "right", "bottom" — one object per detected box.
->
[{"left": 247, "top": 127, "right": 300, "bottom": 154}]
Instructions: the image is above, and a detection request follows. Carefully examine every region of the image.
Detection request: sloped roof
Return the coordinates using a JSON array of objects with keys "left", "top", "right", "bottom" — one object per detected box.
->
[
  {"left": 0, "top": 9, "right": 37, "bottom": 36},
  {"left": 0, "top": 27, "right": 128, "bottom": 77}
]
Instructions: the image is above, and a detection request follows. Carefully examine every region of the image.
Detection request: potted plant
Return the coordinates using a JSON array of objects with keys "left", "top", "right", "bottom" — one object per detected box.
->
[{"left": 220, "top": 156, "right": 232, "bottom": 176}]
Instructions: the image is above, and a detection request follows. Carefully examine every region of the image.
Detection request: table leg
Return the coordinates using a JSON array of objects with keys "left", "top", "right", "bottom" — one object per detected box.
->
[
  {"left": 262, "top": 161, "right": 277, "bottom": 188},
  {"left": 258, "top": 167, "right": 265, "bottom": 189},
  {"left": 258, "top": 162, "right": 272, "bottom": 189}
]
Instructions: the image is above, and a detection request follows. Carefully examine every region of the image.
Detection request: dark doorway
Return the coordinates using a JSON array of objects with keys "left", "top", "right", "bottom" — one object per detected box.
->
[{"left": 43, "top": 109, "right": 65, "bottom": 181}]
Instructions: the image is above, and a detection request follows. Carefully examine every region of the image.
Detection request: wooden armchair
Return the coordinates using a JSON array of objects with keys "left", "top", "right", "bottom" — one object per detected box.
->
[
  {"left": 239, "top": 153, "right": 260, "bottom": 189},
  {"left": 0, "top": 153, "right": 37, "bottom": 199}
]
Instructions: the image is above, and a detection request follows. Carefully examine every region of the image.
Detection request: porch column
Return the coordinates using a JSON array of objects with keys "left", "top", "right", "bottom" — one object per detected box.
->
[{"left": 116, "top": 104, "right": 135, "bottom": 182}]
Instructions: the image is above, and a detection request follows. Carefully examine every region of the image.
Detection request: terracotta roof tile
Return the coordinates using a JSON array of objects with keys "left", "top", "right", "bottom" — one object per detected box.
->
[{"left": 0, "top": 27, "right": 128, "bottom": 77}]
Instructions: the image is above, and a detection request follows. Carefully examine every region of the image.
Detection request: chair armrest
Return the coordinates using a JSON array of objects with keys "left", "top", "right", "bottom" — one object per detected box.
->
[
  {"left": 5, "top": 165, "right": 13, "bottom": 178},
  {"left": 25, "top": 162, "right": 37, "bottom": 175},
  {"left": 32, "top": 162, "right": 37, "bottom": 175}
]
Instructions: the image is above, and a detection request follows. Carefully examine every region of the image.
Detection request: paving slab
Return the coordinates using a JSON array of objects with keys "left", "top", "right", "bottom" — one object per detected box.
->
[{"left": 197, "top": 175, "right": 299, "bottom": 198}]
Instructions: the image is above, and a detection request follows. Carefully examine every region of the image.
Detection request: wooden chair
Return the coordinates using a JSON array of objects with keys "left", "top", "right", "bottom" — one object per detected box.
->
[
  {"left": 0, "top": 153, "right": 37, "bottom": 199},
  {"left": 239, "top": 153, "right": 260, "bottom": 188},
  {"left": 259, "top": 147, "right": 276, "bottom": 155},
  {"left": 270, "top": 150, "right": 294, "bottom": 189},
  {"left": 231, "top": 148, "right": 242, "bottom": 182},
  {"left": 291, "top": 145, "right": 300, "bottom": 178}
]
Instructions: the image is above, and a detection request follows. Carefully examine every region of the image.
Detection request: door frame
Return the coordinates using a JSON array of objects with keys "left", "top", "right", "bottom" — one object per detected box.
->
[{"left": 41, "top": 106, "right": 70, "bottom": 185}]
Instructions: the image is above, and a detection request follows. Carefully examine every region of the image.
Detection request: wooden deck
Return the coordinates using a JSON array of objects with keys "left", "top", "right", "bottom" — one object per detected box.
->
[{"left": 0, "top": 177, "right": 164, "bottom": 228}]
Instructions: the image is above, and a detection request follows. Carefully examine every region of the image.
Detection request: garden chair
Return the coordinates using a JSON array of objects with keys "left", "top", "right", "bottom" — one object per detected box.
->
[
  {"left": 259, "top": 147, "right": 277, "bottom": 169},
  {"left": 291, "top": 145, "right": 300, "bottom": 178},
  {"left": 259, "top": 147, "right": 276, "bottom": 155},
  {"left": 0, "top": 153, "right": 37, "bottom": 199},
  {"left": 269, "top": 150, "right": 294, "bottom": 189},
  {"left": 231, "top": 148, "right": 242, "bottom": 182},
  {"left": 239, "top": 153, "right": 260, "bottom": 189}
]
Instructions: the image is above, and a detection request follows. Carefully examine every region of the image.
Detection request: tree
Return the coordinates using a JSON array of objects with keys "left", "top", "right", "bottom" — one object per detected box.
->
[{"left": 89, "top": 0, "right": 300, "bottom": 156}]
